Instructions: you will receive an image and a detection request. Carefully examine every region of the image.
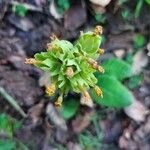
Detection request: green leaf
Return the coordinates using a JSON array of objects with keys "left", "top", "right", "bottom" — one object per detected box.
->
[
  {"left": 12, "top": 4, "right": 28, "bottom": 17},
  {"left": 125, "top": 53, "right": 133, "bottom": 64},
  {"left": 0, "top": 139, "right": 15, "bottom": 150},
  {"left": 95, "top": 13, "right": 106, "bottom": 23},
  {"left": 102, "top": 58, "right": 132, "bottom": 81},
  {"left": 0, "top": 113, "right": 22, "bottom": 138},
  {"left": 121, "top": 9, "right": 131, "bottom": 21},
  {"left": 90, "top": 75, "right": 133, "bottom": 107},
  {"left": 0, "top": 113, "right": 13, "bottom": 138},
  {"left": 0, "top": 139, "right": 29, "bottom": 150},
  {"left": 61, "top": 99, "right": 79, "bottom": 119},
  {"left": 145, "top": 0, "right": 150, "bottom": 5},
  {"left": 134, "top": 34, "right": 146, "bottom": 48},
  {"left": 135, "top": 0, "right": 143, "bottom": 18},
  {"left": 128, "top": 74, "right": 144, "bottom": 89},
  {"left": 76, "top": 32, "right": 102, "bottom": 58}
]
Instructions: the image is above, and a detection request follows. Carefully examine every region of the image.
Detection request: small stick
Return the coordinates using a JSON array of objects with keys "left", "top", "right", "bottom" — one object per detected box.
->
[{"left": 0, "top": 87, "right": 27, "bottom": 118}]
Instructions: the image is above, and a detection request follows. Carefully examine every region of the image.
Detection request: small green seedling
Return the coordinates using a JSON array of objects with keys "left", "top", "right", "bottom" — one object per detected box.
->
[
  {"left": 12, "top": 3, "right": 28, "bottom": 17},
  {"left": 25, "top": 26, "right": 104, "bottom": 107},
  {"left": 95, "top": 13, "right": 106, "bottom": 24},
  {"left": 0, "top": 113, "right": 28, "bottom": 150},
  {"left": 25, "top": 26, "right": 133, "bottom": 109},
  {"left": 56, "top": 0, "right": 70, "bottom": 15},
  {"left": 133, "top": 34, "right": 146, "bottom": 49}
]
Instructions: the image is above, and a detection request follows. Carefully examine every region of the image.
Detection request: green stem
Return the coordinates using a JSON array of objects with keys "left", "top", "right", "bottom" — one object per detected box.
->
[{"left": 135, "top": 0, "right": 143, "bottom": 18}]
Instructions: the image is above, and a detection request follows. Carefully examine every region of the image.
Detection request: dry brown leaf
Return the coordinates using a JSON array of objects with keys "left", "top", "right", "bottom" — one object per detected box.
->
[
  {"left": 46, "top": 103, "right": 67, "bottom": 131},
  {"left": 89, "top": 0, "right": 111, "bottom": 7},
  {"left": 124, "top": 98, "right": 149, "bottom": 122},
  {"left": 80, "top": 94, "right": 94, "bottom": 108},
  {"left": 146, "top": 41, "right": 150, "bottom": 56},
  {"left": 72, "top": 111, "right": 93, "bottom": 134},
  {"left": 67, "top": 142, "right": 82, "bottom": 150},
  {"left": 64, "top": 1, "right": 87, "bottom": 30},
  {"left": 91, "top": 3, "right": 106, "bottom": 14},
  {"left": 49, "top": 0, "right": 63, "bottom": 19},
  {"left": 114, "top": 49, "right": 125, "bottom": 58},
  {"left": 28, "top": 102, "right": 44, "bottom": 124},
  {"left": 132, "top": 50, "right": 149, "bottom": 74}
]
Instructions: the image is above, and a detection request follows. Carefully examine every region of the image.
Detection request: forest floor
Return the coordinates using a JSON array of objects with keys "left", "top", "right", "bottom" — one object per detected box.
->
[{"left": 0, "top": 0, "right": 150, "bottom": 150}]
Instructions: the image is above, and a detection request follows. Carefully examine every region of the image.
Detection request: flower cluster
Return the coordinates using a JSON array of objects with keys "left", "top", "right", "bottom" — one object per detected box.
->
[{"left": 25, "top": 26, "right": 104, "bottom": 107}]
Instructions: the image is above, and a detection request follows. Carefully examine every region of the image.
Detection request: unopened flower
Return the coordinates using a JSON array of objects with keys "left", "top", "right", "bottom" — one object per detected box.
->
[
  {"left": 98, "top": 66, "right": 105, "bottom": 73},
  {"left": 87, "top": 58, "right": 104, "bottom": 73},
  {"left": 45, "top": 84, "right": 56, "bottom": 96},
  {"left": 50, "top": 33, "right": 58, "bottom": 41},
  {"left": 25, "top": 58, "right": 39, "bottom": 64},
  {"left": 98, "top": 48, "right": 105, "bottom": 55},
  {"left": 80, "top": 92, "right": 94, "bottom": 107},
  {"left": 55, "top": 95, "right": 63, "bottom": 107},
  {"left": 47, "top": 43, "right": 53, "bottom": 50},
  {"left": 65, "top": 67, "right": 74, "bottom": 78},
  {"left": 94, "top": 85, "right": 103, "bottom": 98},
  {"left": 93, "top": 26, "right": 103, "bottom": 36}
]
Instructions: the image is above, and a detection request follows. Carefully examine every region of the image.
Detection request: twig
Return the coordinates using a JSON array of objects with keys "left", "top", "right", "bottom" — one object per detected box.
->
[{"left": 0, "top": 87, "right": 27, "bottom": 118}]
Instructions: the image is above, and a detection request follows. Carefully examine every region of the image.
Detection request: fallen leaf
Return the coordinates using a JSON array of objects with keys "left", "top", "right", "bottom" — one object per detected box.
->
[
  {"left": 132, "top": 50, "right": 149, "bottom": 74},
  {"left": 28, "top": 102, "right": 44, "bottom": 124},
  {"left": 80, "top": 94, "right": 94, "bottom": 108},
  {"left": 146, "top": 42, "right": 150, "bottom": 56},
  {"left": 91, "top": 3, "right": 106, "bottom": 14},
  {"left": 46, "top": 103, "right": 67, "bottom": 131},
  {"left": 72, "top": 111, "right": 93, "bottom": 134},
  {"left": 67, "top": 142, "right": 82, "bottom": 150},
  {"left": 49, "top": 0, "right": 63, "bottom": 19},
  {"left": 64, "top": 1, "right": 87, "bottom": 30},
  {"left": 89, "top": 0, "right": 111, "bottom": 7},
  {"left": 114, "top": 49, "right": 125, "bottom": 58},
  {"left": 34, "top": 0, "right": 46, "bottom": 6},
  {"left": 124, "top": 98, "right": 149, "bottom": 122},
  {"left": 55, "top": 129, "right": 68, "bottom": 144}
]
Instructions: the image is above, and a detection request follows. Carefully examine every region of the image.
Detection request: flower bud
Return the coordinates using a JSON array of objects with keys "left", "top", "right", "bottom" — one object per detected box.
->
[
  {"left": 98, "top": 66, "right": 105, "bottom": 73},
  {"left": 65, "top": 67, "right": 74, "bottom": 78},
  {"left": 45, "top": 84, "right": 56, "bottom": 96},
  {"left": 55, "top": 95, "right": 63, "bottom": 107},
  {"left": 94, "top": 85, "right": 103, "bottom": 97},
  {"left": 98, "top": 48, "right": 105, "bottom": 55},
  {"left": 50, "top": 33, "right": 58, "bottom": 41},
  {"left": 93, "top": 26, "right": 103, "bottom": 36},
  {"left": 25, "top": 58, "right": 38, "bottom": 64}
]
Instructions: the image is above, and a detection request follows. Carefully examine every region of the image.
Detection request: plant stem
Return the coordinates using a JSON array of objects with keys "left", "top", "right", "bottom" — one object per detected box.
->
[{"left": 0, "top": 87, "right": 27, "bottom": 118}]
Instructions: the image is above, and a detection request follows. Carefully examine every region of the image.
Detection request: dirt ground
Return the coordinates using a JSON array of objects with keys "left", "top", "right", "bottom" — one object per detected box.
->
[{"left": 0, "top": 0, "right": 150, "bottom": 150}]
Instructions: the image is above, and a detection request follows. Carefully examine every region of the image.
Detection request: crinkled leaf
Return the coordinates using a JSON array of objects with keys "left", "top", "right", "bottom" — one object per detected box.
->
[
  {"left": 102, "top": 58, "right": 132, "bottom": 81},
  {"left": 90, "top": 75, "right": 133, "bottom": 107},
  {"left": 52, "top": 40, "right": 74, "bottom": 52},
  {"left": 61, "top": 99, "right": 80, "bottom": 119},
  {"left": 76, "top": 32, "right": 102, "bottom": 57}
]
